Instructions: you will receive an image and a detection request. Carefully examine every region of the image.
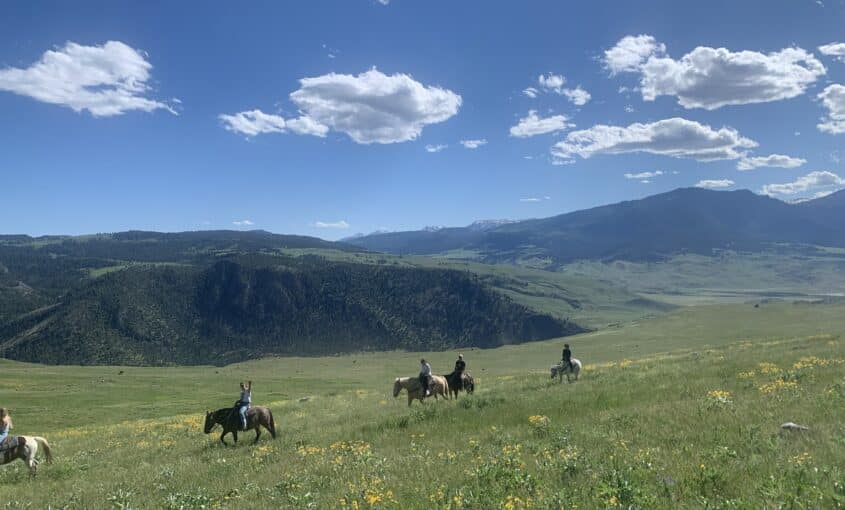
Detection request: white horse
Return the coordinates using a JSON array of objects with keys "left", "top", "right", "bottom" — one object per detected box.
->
[
  {"left": 393, "top": 376, "right": 450, "bottom": 406},
  {"left": 550, "top": 359, "right": 581, "bottom": 383},
  {"left": 0, "top": 435, "right": 52, "bottom": 477}
]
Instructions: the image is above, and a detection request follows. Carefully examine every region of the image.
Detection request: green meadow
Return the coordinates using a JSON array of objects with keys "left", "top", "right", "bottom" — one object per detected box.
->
[{"left": 1, "top": 301, "right": 844, "bottom": 508}]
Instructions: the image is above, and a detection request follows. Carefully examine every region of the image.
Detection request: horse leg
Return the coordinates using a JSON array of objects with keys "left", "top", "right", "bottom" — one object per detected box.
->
[
  {"left": 253, "top": 426, "right": 261, "bottom": 445},
  {"left": 232, "top": 431, "right": 238, "bottom": 444},
  {"left": 220, "top": 431, "right": 228, "bottom": 446}
]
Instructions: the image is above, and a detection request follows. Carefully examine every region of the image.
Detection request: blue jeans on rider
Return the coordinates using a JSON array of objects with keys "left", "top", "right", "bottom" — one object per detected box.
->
[{"left": 239, "top": 405, "right": 249, "bottom": 430}]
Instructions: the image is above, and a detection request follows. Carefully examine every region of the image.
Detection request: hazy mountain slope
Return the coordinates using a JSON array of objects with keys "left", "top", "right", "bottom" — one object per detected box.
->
[{"left": 347, "top": 188, "right": 845, "bottom": 264}]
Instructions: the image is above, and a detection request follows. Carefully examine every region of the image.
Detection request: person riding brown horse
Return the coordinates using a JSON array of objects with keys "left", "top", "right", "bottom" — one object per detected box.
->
[{"left": 204, "top": 405, "right": 277, "bottom": 446}]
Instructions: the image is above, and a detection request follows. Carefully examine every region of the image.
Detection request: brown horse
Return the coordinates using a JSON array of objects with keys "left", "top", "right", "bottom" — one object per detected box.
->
[
  {"left": 0, "top": 436, "right": 52, "bottom": 477},
  {"left": 445, "top": 371, "right": 475, "bottom": 399},
  {"left": 204, "top": 406, "right": 276, "bottom": 445}
]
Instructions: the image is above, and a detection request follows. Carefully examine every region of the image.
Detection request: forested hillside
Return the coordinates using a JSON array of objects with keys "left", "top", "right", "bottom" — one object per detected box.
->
[{"left": 0, "top": 253, "right": 580, "bottom": 365}]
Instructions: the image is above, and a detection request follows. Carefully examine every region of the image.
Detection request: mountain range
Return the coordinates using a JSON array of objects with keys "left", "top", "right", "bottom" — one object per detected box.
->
[{"left": 346, "top": 188, "right": 845, "bottom": 267}]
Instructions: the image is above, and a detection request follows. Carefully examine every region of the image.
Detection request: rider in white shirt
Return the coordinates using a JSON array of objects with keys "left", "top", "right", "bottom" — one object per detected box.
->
[{"left": 419, "top": 359, "right": 432, "bottom": 396}]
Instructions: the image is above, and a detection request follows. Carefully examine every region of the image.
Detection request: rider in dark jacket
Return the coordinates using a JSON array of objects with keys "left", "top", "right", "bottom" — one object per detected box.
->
[
  {"left": 562, "top": 344, "right": 573, "bottom": 370},
  {"left": 454, "top": 354, "right": 466, "bottom": 374},
  {"left": 453, "top": 354, "right": 467, "bottom": 391}
]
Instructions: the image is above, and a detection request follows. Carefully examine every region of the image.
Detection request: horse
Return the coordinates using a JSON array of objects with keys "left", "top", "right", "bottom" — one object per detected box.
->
[
  {"left": 204, "top": 405, "right": 277, "bottom": 445},
  {"left": 551, "top": 358, "right": 582, "bottom": 383},
  {"left": 393, "top": 375, "right": 450, "bottom": 406},
  {"left": 0, "top": 436, "right": 52, "bottom": 477},
  {"left": 444, "top": 371, "right": 475, "bottom": 399}
]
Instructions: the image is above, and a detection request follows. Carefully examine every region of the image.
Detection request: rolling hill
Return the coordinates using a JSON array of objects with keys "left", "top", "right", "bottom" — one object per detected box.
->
[{"left": 346, "top": 188, "right": 845, "bottom": 265}]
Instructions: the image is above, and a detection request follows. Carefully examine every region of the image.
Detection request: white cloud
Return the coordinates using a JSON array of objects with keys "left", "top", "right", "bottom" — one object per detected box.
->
[
  {"left": 460, "top": 139, "right": 487, "bottom": 149},
  {"left": 624, "top": 105, "right": 635, "bottom": 113},
  {"left": 425, "top": 143, "right": 447, "bottom": 153},
  {"left": 219, "top": 110, "right": 285, "bottom": 136},
  {"left": 313, "top": 220, "right": 350, "bottom": 229},
  {"left": 288, "top": 69, "right": 461, "bottom": 144},
  {"left": 819, "top": 42, "right": 845, "bottom": 62},
  {"left": 624, "top": 170, "right": 664, "bottom": 180},
  {"left": 509, "top": 110, "right": 573, "bottom": 138},
  {"left": 603, "top": 35, "right": 666, "bottom": 75},
  {"left": 0, "top": 40, "right": 175, "bottom": 116},
  {"left": 536, "top": 73, "right": 590, "bottom": 105},
  {"left": 376, "top": 0, "right": 390, "bottom": 4},
  {"left": 551, "top": 117, "right": 756, "bottom": 162},
  {"left": 737, "top": 154, "right": 806, "bottom": 171},
  {"left": 538, "top": 73, "right": 566, "bottom": 93},
  {"left": 761, "top": 170, "right": 845, "bottom": 196},
  {"left": 232, "top": 220, "right": 254, "bottom": 226},
  {"left": 218, "top": 109, "right": 329, "bottom": 137},
  {"left": 817, "top": 84, "right": 845, "bottom": 134},
  {"left": 695, "top": 179, "right": 734, "bottom": 189},
  {"left": 608, "top": 35, "right": 826, "bottom": 110},
  {"left": 562, "top": 86, "right": 591, "bottom": 106},
  {"left": 520, "top": 196, "right": 551, "bottom": 202},
  {"left": 522, "top": 87, "right": 539, "bottom": 98}
]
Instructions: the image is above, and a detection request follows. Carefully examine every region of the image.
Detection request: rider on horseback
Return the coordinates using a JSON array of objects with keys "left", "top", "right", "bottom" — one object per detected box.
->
[
  {"left": 454, "top": 354, "right": 466, "bottom": 391},
  {"left": 235, "top": 381, "right": 252, "bottom": 431},
  {"left": 562, "top": 344, "right": 573, "bottom": 372},
  {"left": 0, "top": 408, "right": 12, "bottom": 451},
  {"left": 419, "top": 359, "right": 432, "bottom": 397}
]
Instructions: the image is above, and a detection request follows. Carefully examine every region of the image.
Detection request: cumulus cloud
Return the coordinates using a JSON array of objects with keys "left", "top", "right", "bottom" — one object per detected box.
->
[
  {"left": 425, "top": 143, "right": 447, "bottom": 153},
  {"left": 509, "top": 110, "right": 573, "bottom": 138},
  {"left": 819, "top": 42, "right": 845, "bottom": 62},
  {"left": 624, "top": 170, "right": 664, "bottom": 182},
  {"left": 603, "top": 35, "right": 666, "bottom": 74},
  {"left": 232, "top": 220, "right": 255, "bottom": 226},
  {"left": 460, "top": 139, "right": 487, "bottom": 149},
  {"left": 520, "top": 196, "right": 551, "bottom": 203},
  {"left": 606, "top": 35, "right": 826, "bottom": 110},
  {"left": 817, "top": 84, "right": 845, "bottom": 134},
  {"left": 535, "top": 73, "right": 590, "bottom": 105},
  {"left": 313, "top": 220, "right": 350, "bottom": 229},
  {"left": 737, "top": 154, "right": 807, "bottom": 171},
  {"left": 551, "top": 117, "right": 756, "bottom": 162},
  {"left": 562, "top": 86, "right": 591, "bottom": 106},
  {"left": 287, "top": 69, "right": 461, "bottom": 144},
  {"left": 538, "top": 73, "right": 566, "bottom": 93},
  {"left": 761, "top": 170, "right": 845, "bottom": 196},
  {"left": 695, "top": 179, "right": 734, "bottom": 189},
  {"left": 0, "top": 40, "right": 175, "bottom": 116}
]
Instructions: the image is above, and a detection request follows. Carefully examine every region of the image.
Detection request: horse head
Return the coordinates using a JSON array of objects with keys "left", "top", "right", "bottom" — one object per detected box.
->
[
  {"left": 203, "top": 411, "right": 216, "bottom": 434},
  {"left": 393, "top": 378, "right": 402, "bottom": 397},
  {"left": 550, "top": 365, "right": 559, "bottom": 379}
]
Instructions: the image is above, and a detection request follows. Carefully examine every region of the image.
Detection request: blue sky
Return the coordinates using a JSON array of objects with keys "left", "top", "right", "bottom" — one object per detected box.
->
[{"left": 1, "top": 1, "right": 844, "bottom": 240}]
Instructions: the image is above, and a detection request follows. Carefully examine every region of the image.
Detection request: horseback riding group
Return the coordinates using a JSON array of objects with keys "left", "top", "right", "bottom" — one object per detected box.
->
[
  {"left": 393, "top": 353, "right": 477, "bottom": 406},
  {"left": 1, "top": 344, "right": 578, "bottom": 474}
]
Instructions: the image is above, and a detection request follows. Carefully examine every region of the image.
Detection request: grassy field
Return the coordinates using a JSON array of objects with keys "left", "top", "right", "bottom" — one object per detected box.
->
[{"left": 1, "top": 302, "right": 844, "bottom": 508}]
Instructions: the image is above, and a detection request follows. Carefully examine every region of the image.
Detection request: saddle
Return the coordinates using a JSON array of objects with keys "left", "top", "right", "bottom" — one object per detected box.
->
[{"left": 0, "top": 436, "right": 21, "bottom": 452}]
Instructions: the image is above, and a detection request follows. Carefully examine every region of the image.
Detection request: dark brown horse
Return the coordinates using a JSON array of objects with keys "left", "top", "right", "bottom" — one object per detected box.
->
[
  {"left": 204, "top": 406, "right": 276, "bottom": 445},
  {"left": 445, "top": 371, "right": 475, "bottom": 399}
]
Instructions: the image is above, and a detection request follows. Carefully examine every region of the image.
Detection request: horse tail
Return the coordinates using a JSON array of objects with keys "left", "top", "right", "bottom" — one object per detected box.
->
[
  {"left": 268, "top": 410, "right": 277, "bottom": 439},
  {"left": 35, "top": 437, "right": 52, "bottom": 463}
]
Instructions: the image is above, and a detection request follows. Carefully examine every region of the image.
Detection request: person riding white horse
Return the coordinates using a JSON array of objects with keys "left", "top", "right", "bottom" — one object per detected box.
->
[{"left": 0, "top": 408, "right": 12, "bottom": 450}]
